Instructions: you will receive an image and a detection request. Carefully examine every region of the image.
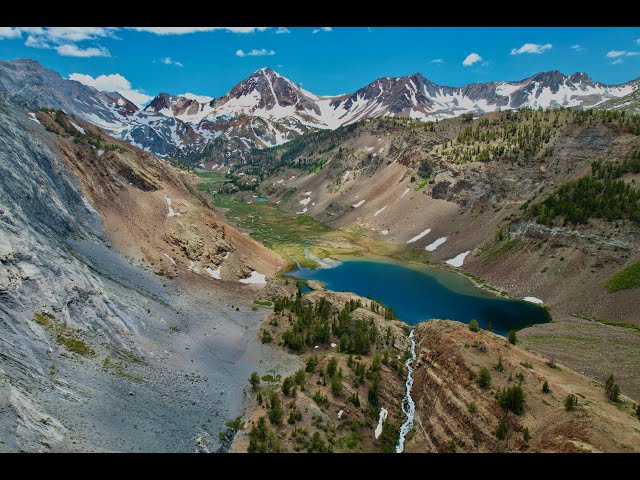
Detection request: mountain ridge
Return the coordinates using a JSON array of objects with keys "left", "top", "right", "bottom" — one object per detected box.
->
[{"left": 1, "top": 59, "right": 638, "bottom": 164}]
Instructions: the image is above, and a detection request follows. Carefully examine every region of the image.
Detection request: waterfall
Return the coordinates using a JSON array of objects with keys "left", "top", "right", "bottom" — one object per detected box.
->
[{"left": 396, "top": 329, "right": 416, "bottom": 453}]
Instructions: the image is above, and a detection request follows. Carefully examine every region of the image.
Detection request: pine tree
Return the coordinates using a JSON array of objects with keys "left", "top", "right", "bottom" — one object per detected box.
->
[
  {"left": 250, "top": 372, "right": 260, "bottom": 390},
  {"left": 542, "top": 381, "right": 550, "bottom": 394},
  {"left": 605, "top": 374, "right": 621, "bottom": 402},
  {"left": 469, "top": 319, "right": 480, "bottom": 332},
  {"left": 508, "top": 330, "right": 517, "bottom": 345},
  {"left": 477, "top": 368, "right": 492, "bottom": 389}
]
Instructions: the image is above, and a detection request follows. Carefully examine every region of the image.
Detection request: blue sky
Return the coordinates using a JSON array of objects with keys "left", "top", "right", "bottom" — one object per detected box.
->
[{"left": 1, "top": 27, "right": 639, "bottom": 107}]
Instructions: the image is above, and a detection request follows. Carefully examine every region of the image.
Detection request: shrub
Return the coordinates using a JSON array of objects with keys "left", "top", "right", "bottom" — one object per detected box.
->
[
  {"left": 309, "top": 432, "right": 328, "bottom": 453},
  {"left": 294, "top": 369, "right": 306, "bottom": 387},
  {"left": 605, "top": 374, "right": 621, "bottom": 402},
  {"left": 348, "top": 392, "right": 361, "bottom": 408},
  {"left": 496, "top": 384, "right": 526, "bottom": 415},
  {"left": 508, "top": 330, "right": 517, "bottom": 345},
  {"left": 305, "top": 355, "right": 319, "bottom": 373},
  {"left": 542, "top": 381, "right": 550, "bottom": 394},
  {"left": 288, "top": 407, "right": 302, "bottom": 425},
  {"left": 469, "top": 319, "right": 480, "bottom": 332},
  {"left": 565, "top": 394, "right": 578, "bottom": 411},
  {"left": 282, "top": 376, "right": 295, "bottom": 396},
  {"left": 331, "top": 373, "right": 343, "bottom": 397},
  {"left": 312, "top": 390, "right": 329, "bottom": 407},
  {"left": 523, "top": 427, "right": 531, "bottom": 443},
  {"left": 494, "top": 355, "right": 504, "bottom": 373},
  {"left": 261, "top": 330, "right": 272, "bottom": 344},
  {"left": 477, "top": 368, "right": 492, "bottom": 389},
  {"left": 495, "top": 417, "right": 508, "bottom": 440},
  {"left": 468, "top": 401, "right": 478, "bottom": 414},
  {"left": 326, "top": 357, "right": 338, "bottom": 377}
]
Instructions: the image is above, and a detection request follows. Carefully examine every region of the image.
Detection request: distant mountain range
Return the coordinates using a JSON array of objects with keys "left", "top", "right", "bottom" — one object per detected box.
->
[{"left": 1, "top": 59, "right": 638, "bottom": 163}]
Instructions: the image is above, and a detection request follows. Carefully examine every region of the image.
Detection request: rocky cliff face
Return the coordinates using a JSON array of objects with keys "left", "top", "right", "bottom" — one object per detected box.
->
[{"left": 0, "top": 95, "right": 290, "bottom": 452}]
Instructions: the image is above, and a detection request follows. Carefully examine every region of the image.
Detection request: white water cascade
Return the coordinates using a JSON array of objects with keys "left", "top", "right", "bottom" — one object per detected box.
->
[{"left": 396, "top": 329, "right": 417, "bottom": 453}]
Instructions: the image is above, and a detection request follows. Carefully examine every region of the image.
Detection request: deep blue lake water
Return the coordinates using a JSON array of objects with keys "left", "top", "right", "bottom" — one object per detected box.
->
[{"left": 288, "top": 259, "right": 549, "bottom": 336}]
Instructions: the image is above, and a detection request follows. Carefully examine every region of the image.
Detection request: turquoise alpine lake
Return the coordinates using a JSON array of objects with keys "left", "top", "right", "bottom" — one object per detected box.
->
[
  {"left": 255, "top": 197, "right": 269, "bottom": 203},
  {"left": 288, "top": 259, "right": 550, "bottom": 336}
]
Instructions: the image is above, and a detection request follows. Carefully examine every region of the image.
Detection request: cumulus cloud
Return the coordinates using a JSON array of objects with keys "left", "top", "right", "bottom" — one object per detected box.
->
[
  {"left": 69, "top": 73, "right": 152, "bottom": 108},
  {"left": 129, "top": 27, "right": 268, "bottom": 35},
  {"left": 159, "top": 57, "right": 184, "bottom": 67},
  {"left": 236, "top": 48, "right": 276, "bottom": 57},
  {"left": 276, "top": 27, "right": 291, "bottom": 34},
  {"left": 312, "top": 27, "right": 333, "bottom": 34},
  {"left": 0, "top": 27, "right": 23, "bottom": 39},
  {"left": 462, "top": 52, "right": 483, "bottom": 66},
  {"left": 4, "top": 27, "right": 115, "bottom": 57},
  {"left": 510, "top": 43, "right": 552, "bottom": 55},
  {"left": 179, "top": 93, "right": 214, "bottom": 103}
]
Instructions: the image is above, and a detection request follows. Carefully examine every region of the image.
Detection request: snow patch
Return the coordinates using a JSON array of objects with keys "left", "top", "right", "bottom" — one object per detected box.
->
[
  {"left": 70, "top": 121, "right": 85, "bottom": 134},
  {"left": 407, "top": 228, "right": 431, "bottom": 244},
  {"left": 162, "top": 253, "right": 176, "bottom": 265},
  {"left": 239, "top": 271, "right": 267, "bottom": 284},
  {"left": 205, "top": 266, "right": 222, "bottom": 280},
  {"left": 425, "top": 237, "right": 447, "bottom": 251},
  {"left": 400, "top": 188, "right": 410, "bottom": 199},
  {"left": 164, "top": 195, "right": 180, "bottom": 217},
  {"left": 374, "top": 205, "right": 387, "bottom": 217},
  {"left": 374, "top": 407, "right": 388, "bottom": 439},
  {"left": 381, "top": 229, "right": 389, "bottom": 235},
  {"left": 352, "top": 199, "right": 365, "bottom": 208},
  {"left": 299, "top": 197, "right": 311, "bottom": 206},
  {"left": 28, "top": 112, "right": 41, "bottom": 124},
  {"left": 342, "top": 170, "right": 351, "bottom": 182},
  {"left": 523, "top": 296, "right": 544, "bottom": 304},
  {"left": 446, "top": 251, "right": 470, "bottom": 267}
]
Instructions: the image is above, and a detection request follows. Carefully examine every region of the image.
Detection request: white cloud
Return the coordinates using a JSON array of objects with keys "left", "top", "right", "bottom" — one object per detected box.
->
[
  {"left": 570, "top": 44, "right": 585, "bottom": 52},
  {"left": 69, "top": 73, "right": 152, "bottom": 108},
  {"left": 430, "top": 58, "right": 444, "bottom": 64},
  {"left": 462, "top": 52, "right": 482, "bottom": 66},
  {"left": 510, "top": 43, "right": 552, "bottom": 55},
  {"left": 0, "top": 27, "right": 23, "bottom": 39},
  {"left": 129, "top": 27, "right": 268, "bottom": 35},
  {"left": 312, "top": 27, "right": 333, "bottom": 34},
  {"left": 236, "top": 48, "right": 276, "bottom": 57},
  {"left": 606, "top": 50, "right": 639, "bottom": 58},
  {"left": 56, "top": 44, "right": 110, "bottom": 58},
  {"left": 611, "top": 58, "right": 624, "bottom": 65},
  {"left": 5, "top": 27, "right": 115, "bottom": 58},
  {"left": 160, "top": 56, "right": 184, "bottom": 67},
  {"left": 179, "top": 92, "right": 214, "bottom": 103},
  {"left": 276, "top": 27, "right": 291, "bottom": 34}
]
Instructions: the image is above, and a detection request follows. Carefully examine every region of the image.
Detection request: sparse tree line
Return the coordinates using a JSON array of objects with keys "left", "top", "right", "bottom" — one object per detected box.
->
[{"left": 528, "top": 149, "right": 640, "bottom": 226}]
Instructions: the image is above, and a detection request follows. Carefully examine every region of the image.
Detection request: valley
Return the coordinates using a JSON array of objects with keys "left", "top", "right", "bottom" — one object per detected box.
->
[{"left": 1, "top": 55, "right": 639, "bottom": 453}]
